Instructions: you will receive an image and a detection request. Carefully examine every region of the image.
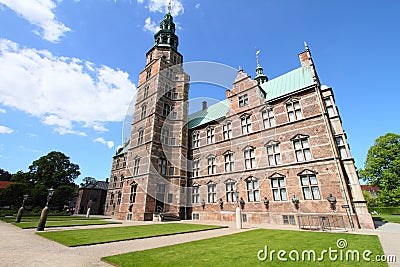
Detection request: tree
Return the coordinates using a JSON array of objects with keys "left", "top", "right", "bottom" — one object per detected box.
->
[
  {"left": 30, "top": 183, "right": 48, "bottom": 208},
  {"left": 359, "top": 133, "right": 400, "bottom": 206},
  {"left": 362, "top": 190, "right": 378, "bottom": 207},
  {"left": 29, "top": 151, "right": 81, "bottom": 188},
  {"left": 81, "top": 177, "right": 96, "bottom": 187},
  {"left": 0, "top": 168, "right": 12, "bottom": 181},
  {"left": 51, "top": 185, "right": 78, "bottom": 211},
  {"left": 0, "top": 183, "right": 29, "bottom": 208}
]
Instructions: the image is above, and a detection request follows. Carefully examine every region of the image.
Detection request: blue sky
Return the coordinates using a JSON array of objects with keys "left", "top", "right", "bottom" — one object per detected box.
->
[{"left": 0, "top": 0, "right": 399, "bottom": 184}]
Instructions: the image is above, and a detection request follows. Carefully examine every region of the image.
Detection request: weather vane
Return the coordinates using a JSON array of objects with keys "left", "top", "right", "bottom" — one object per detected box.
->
[
  {"left": 168, "top": 0, "right": 172, "bottom": 13},
  {"left": 256, "top": 49, "right": 261, "bottom": 67}
]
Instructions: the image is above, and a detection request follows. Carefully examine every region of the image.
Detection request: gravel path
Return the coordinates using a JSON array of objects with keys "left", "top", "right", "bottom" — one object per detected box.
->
[{"left": 1, "top": 219, "right": 399, "bottom": 266}]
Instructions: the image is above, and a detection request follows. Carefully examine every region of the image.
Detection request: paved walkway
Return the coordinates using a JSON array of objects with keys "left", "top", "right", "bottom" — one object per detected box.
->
[{"left": 0, "top": 219, "right": 399, "bottom": 266}]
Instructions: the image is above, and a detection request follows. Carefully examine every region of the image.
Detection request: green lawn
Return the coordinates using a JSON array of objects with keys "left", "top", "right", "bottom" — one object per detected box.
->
[
  {"left": 37, "top": 223, "right": 225, "bottom": 247},
  {"left": 103, "top": 229, "right": 387, "bottom": 267},
  {"left": 13, "top": 219, "right": 120, "bottom": 229},
  {"left": 1, "top": 215, "right": 106, "bottom": 223},
  {"left": 372, "top": 214, "right": 400, "bottom": 224}
]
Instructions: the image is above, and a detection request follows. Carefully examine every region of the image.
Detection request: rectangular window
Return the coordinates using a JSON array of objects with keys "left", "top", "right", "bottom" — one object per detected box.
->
[
  {"left": 143, "top": 85, "right": 149, "bottom": 98},
  {"left": 208, "top": 157, "right": 216, "bottom": 175},
  {"left": 192, "top": 159, "right": 200, "bottom": 177},
  {"left": 266, "top": 143, "right": 281, "bottom": 166},
  {"left": 141, "top": 104, "right": 147, "bottom": 119},
  {"left": 117, "top": 192, "right": 122, "bottom": 205},
  {"left": 271, "top": 178, "right": 288, "bottom": 201},
  {"left": 169, "top": 167, "right": 174, "bottom": 176},
  {"left": 324, "top": 98, "right": 335, "bottom": 118},
  {"left": 283, "top": 215, "right": 296, "bottom": 225},
  {"left": 207, "top": 183, "right": 216, "bottom": 203},
  {"left": 207, "top": 128, "right": 215, "bottom": 144},
  {"left": 246, "top": 179, "right": 260, "bottom": 202},
  {"left": 192, "top": 132, "right": 200, "bottom": 148},
  {"left": 137, "top": 129, "right": 144, "bottom": 145},
  {"left": 161, "top": 129, "right": 169, "bottom": 145},
  {"left": 167, "top": 193, "right": 173, "bottom": 203},
  {"left": 335, "top": 136, "right": 348, "bottom": 158},
  {"left": 133, "top": 157, "right": 140, "bottom": 176},
  {"left": 239, "top": 94, "right": 249, "bottom": 107},
  {"left": 224, "top": 152, "right": 234, "bottom": 172},
  {"left": 172, "top": 112, "right": 177, "bottom": 119},
  {"left": 146, "top": 67, "right": 152, "bottom": 80},
  {"left": 294, "top": 138, "right": 311, "bottom": 162},
  {"left": 192, "top": 186, "right": 200, "bottom": 203},
  {"left": 162, "top": 103, "right": 171, "bottom": 117},
  {"left": 301, "top": 175, "right": 321, "bottom": 200},
  {"left": 170, "top": 138, "right": 176, "bottom": 146},
  {"left": 244, "top": 147, "right": 255, "bottom": 169},
  {"left": 225, "top": 182, "right": 236, "bottom": 202},
  {"left": 262, "top": 109, "right": 275, "bottom": 128},
  {"left": 241, "top": 116, "right": 252, "bottom": 134},
  {"left": 158, "top": 158, "right": 167, "bottom": 175},
  {"left": 130, "top": 184, "right": 137, "bottom": 203},
  {"left": 286, "top": 101, "right": 303, "bottom": 122},
  {"left": 223, "top": 122, "right": 232, "bottom": 139}
]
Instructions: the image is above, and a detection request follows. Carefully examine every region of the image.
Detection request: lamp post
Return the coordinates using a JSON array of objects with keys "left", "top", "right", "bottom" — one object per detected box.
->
[
  {"left": 235, "top": 190, "right": 242, "bottom": 229},
  {"left": 326, "top": 194, "right": 337, "bottom": 211},
  {"left": 15, "top": 194, "right": 28, "bottom": 223},
  {"left": 86, "top": 199, "right": 93, "bottom": 218},
  {"left": 36, "top": 188, "right": 54, "bottom": 231}
]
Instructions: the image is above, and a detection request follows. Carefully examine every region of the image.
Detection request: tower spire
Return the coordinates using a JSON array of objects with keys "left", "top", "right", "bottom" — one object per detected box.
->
[
  {"left": 254, "top": 49, "right": 268, "bottom": 84},
  {"left": 153, "top": 0, "right": 179, "bottom": 50}
]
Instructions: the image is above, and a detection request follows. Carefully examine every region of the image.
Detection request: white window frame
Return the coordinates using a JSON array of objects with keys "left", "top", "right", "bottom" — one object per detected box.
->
[{"left": 286, "top": 100, "right": 303, "bottom": 122}]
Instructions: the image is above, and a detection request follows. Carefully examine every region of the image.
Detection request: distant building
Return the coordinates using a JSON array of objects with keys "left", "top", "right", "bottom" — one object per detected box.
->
[
  {"left": 105, "top": 9, "right": 374, "bottom": 229},
  {"left": 0, "top": 181, "right": 13, "bottom": 191},
  {"left": 75, "top": 180, "right": 109, "bottom": 215},
  {"left": 361, "top": 185, "right": 380, "bottom": 198}
]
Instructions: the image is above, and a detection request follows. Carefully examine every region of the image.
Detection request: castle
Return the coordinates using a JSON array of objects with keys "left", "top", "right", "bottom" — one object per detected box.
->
[{"left": 104, "top": 9, "right": 374, "bottom": 229}]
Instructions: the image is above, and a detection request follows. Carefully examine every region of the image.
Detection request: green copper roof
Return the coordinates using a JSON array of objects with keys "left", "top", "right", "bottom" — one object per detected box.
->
[
  {"left": 188, "top": 99, "right": 230, "bottom": 129},
  {"left": 261, "top": 66, "right": 315, "bottom": 101},
  {"left": 187, "top": 66, "right": 316, "bottom": 129}
]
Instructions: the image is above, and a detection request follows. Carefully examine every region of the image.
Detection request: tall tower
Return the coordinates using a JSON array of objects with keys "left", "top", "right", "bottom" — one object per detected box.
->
[{"left": 118, "top": 8, "right": 189, "bottom": 221}]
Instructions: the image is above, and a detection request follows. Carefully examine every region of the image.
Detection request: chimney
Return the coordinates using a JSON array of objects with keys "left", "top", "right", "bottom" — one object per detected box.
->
[
  {"left": 202, "top": 101, "right": 207, "bottom": 110},
  {"left": 105, "top": 178, "right": 109, "bottom": 183}
]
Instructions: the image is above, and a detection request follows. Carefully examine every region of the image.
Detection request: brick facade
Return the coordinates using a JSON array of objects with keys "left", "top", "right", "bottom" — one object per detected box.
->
[{"left": 104, "top": 13, "right": 374, "bottom": 229}]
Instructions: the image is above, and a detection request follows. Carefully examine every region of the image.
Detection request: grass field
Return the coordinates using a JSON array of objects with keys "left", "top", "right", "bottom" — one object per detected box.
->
[
  {"left": 13, "top": 219, "right": 120, "bottom": 229},
  {"left": 37, "top": 223, "right": 226, "bottom": 247},
  {"left": 103, "top": 229, "right": 387, "bottom": 267},
  {"left": 372, "top": 214, "right": 400, "bottom": 224}
]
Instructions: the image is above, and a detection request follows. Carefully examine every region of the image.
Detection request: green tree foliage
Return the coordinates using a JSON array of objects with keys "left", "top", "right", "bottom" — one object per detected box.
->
[
  {"left": 0, "top": 168, "right": 12, "bottom": 181},
  {"left": 29, "top": 151, "right": 81, "bottom": 188},
  {"left": 362, "top": 190, "right": 378, "bottom": 207},
  {"left": 30, "top": 183, "right": 48, "bottom": 208},
  {"left": 51, "top": 185, "right": 78, "bottom": 211},
  {"left": 81, "top": 177, "right": 96, "bottom": 187},
  {"left": 0, "top": 183, "right": 29, "bottom": 207},
  {"left": 359, "top": 133, "right": 400, "bottom": 206}
]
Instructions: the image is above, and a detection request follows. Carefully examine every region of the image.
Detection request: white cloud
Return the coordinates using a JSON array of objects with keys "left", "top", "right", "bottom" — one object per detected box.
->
[
  {"left": 94, "top": 137, "right": 114, "bottom": 149},
  {"left": 144, "top": 17, "right": 160, "bottom": 33},
  {"left": 0, "top": 126, "right": 13, "bottom": 134},
  {"left": 195, "top": 3, "right": 200, "bottom": 9},
  {"left": 139, "top": 0, "right": 184, "bottom": 17},
  {"left": 0, "top": 0, "right": 71, "bottom": 42},
  {"left": 0, "top": 39, "right": 136, "bottom": 136},
  {"left": 0, "top": 108, "right": 6, "bottom": 113}
]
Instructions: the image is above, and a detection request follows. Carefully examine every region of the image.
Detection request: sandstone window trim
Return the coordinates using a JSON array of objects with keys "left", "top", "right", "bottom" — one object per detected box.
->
[
  {"left": 133, "top": 156, "right": 141, "bottom": 176},
  {"left": 262, "top": 108, "right": 275, "bottom": 128},
  {"left": 158, "top": 158, "right": 168, "bottom": 175},
  {"left": 117, "top": 191, "right": 122, "bottom": 205},
  {"left": 162, "top": 102, "right": 171, "bottom": 117},
  {"left": 130, "top": 181, "right": 137, "bottom": 203},
  {"left": 192, "top": 183, "right": 200, "bottom": 203},
  {"left": 222, "top": 121, "right": 233, "bottom": 140},
  {"left": 265, "top": 141, "right": 281, "bottom": 166},
  {"left": 243, "top": 146, "right": 256, "bottom": 169},
  {"left": 192, "top": 159, "right": 200, "bottom": 177},
  {"left": 269, "top": 172, "right": 288, "bottom": 201},
  {"left": 141, "top": 103, "right": 147, "bottom": 119},
  {"left": 291, "top": 134, "right": 312, "bottom": 162},
  {"left": 286, "top": 99, "right": 303, "bottom": 122},
  {"left": 335, "top": 135, "right": 348, "bottom": 159},
  {"left": 245, "top": 176, "right": 260, "bottom": 202},
  {"left": 207, "top": 181, "right": 217, "bottom": 203},
  {"left": 298, "top": 170, "right": 321, "bottom": 200},
  {"left": 143, "top": 85, "right": 149, "bottom": 98},
  {"left": 207, "top": 155, "right": 216, "bottom": 175},
  {"left": 206, "top": 126, "right": 215, "bottom": 144},
  {"left": 224, "top": 150, "right": 235, "bottom": 172},
  {"left": 137, "top": 128, "right": 144, "bottom": 145},
  {"left": 192, "top": 131, "right": 200, "bottom": 148},
  {"left": 240, "top": 114, "right": 252, "bottom": 135},
  {"left": 225, "top": 179, "right": 237, "bottom": 202},
  {"left": 238, "top": 93, "right": 249, "bottom": 108}
]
